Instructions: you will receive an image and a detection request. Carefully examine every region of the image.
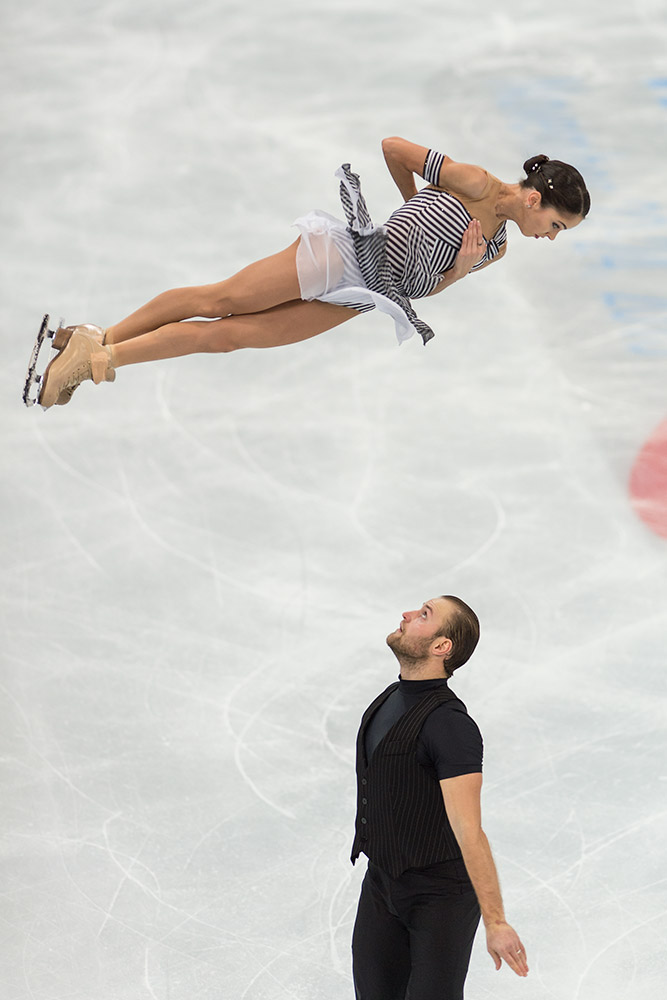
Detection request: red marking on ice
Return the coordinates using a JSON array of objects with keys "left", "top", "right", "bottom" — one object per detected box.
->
[{"left": 629, "top": 418, "right": 667, "bottom": 540}]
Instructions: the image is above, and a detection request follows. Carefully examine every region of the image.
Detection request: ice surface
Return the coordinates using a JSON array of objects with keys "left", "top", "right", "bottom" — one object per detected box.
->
[{"left": 2, "top": 1, "right": 667, "bottom": 997}]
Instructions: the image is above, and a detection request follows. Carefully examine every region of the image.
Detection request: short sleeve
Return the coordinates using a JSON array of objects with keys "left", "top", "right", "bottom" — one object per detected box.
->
[
  {"left": 417, "top": 703, "right": 484, "bottom": 780},
  {"left": 423, "top": 148, "right": 445, "bottom": 186}
]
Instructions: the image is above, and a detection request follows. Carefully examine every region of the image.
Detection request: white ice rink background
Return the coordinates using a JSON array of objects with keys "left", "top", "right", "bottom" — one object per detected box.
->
[{"left": 2, "top": 1, "right": 667, "bottom": 997}]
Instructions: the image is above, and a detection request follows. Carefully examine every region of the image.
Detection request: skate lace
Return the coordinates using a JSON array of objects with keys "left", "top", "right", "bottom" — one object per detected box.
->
[
  {"left": 58, "top": 383, "right": 79, "bottom": 402},
  {"left": 62, "top": 362, "right": 94, "bottom": 390},
  {"left": 63, "top": 350, "right": 112, "bottom": 389}
]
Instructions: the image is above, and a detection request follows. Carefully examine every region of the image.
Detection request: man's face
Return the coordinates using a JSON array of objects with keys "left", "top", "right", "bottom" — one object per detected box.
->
[{"left": 386, "top": 598, "right": 451, "bottom": 661}]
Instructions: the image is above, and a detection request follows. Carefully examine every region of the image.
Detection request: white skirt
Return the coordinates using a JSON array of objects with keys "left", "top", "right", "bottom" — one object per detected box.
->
[{"left": 292, "top": 209, "right": 418, "bottom": 345}]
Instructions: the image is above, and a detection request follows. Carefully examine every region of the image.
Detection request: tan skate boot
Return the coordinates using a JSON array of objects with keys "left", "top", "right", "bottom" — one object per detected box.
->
[
  {"left": 39, "top": 331, "right": 116, "bottom": 409},
  {"left": 52, "top": 323, "right": 106, "bottom": 352},
  {"left": 51, "top": 325, "right": 107, "bottom": 405}
]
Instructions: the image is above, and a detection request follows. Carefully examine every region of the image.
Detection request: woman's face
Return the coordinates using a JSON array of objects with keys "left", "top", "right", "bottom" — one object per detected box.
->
[{"left": 520, "top": 190, "right": 583, "bottom": 240}]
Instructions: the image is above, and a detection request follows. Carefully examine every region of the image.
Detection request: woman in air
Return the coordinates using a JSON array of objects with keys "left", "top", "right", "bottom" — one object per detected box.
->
[{"left": 31, "top": 136, "right": 590, "bottom": 408}]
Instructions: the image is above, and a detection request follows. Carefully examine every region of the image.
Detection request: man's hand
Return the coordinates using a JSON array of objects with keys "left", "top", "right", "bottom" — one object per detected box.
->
[
  {"left": 486, "top": 921, "right": 529, "bottom": 977},
  {"left": 451, "top": 219, "right": 486, "bottom": 279}
]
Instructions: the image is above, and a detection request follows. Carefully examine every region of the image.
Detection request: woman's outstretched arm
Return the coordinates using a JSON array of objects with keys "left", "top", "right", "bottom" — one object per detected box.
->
[{"left": 382, "top": 136, "right": 488, "bottom": 200}]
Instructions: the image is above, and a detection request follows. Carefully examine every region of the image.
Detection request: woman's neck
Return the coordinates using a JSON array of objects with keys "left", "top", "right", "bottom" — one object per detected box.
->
[{"left": 494, "top": 183, "right": 523, "bottom": 223}]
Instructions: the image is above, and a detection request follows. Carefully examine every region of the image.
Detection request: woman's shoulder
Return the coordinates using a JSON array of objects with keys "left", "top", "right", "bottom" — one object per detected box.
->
[
  {"left": 444, "top": 167, "right": 502, "bottom": 203},
  {"left": 426, "top": 161, "right": 490, "bottom": 200}
]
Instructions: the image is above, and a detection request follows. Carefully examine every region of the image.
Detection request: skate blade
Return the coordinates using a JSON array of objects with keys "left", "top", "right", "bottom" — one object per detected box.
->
[{"left": 23, "top": 314, "right": 64, "bottom": 408}]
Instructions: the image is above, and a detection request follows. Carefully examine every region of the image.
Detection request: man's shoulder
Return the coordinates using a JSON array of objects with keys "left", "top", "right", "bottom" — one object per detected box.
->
[
  {"left": 423, "top": 696, "right": 482, "bottom": 736},
  {"left": 418, "top": 693, "right": 484, "bottom": 776},
  {"left": 436, "top": 694, "right": 469, "bottom": 714}
]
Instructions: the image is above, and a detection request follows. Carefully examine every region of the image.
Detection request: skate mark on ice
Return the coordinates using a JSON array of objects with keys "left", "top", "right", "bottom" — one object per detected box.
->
[
  {"left": 222, "top": 670, "right": 297, "bottom": 819},
  {"left": 572, "top": 906, "right": 667, "bottom": 1000}
]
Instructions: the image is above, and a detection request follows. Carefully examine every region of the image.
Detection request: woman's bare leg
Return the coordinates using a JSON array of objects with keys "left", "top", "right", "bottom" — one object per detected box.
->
[
  {"left": 109, "top": 299, "right": 359, "bottom": 367},
  {"left": 105, "top": 241, "right": 302, "bottom": 344}
]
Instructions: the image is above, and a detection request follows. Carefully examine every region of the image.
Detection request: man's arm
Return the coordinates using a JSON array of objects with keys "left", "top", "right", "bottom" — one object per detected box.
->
[{"left": 440, "top": 773, "right": 529, "bottom": 978}]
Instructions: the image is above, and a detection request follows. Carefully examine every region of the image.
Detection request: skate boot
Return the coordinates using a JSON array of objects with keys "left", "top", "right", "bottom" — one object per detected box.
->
[
  {"left": 52, "top": 323, "right": 106, "bottom": 352},
  {"left": 39, "top": 331, "right": 116, "bottom": 409},
  {"left": 51, "top": 325, "right": 108, "bottom": 405}
]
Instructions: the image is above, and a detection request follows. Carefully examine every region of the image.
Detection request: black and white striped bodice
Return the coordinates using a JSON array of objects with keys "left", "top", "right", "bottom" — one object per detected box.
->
[{"left": 384, "top": 187, "right": 507, "bottom": 299}]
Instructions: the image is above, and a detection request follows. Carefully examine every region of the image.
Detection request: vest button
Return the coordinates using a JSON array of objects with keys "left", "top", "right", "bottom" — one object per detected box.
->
[
  {"left": 362, "top": 797, "right": 367, "bottom": 805},
  {"left": 361, "top": 817, "right": 367, "bottom": 824},
  {"left": 361, "top": 778, "right": 367, "bottom": 785}
]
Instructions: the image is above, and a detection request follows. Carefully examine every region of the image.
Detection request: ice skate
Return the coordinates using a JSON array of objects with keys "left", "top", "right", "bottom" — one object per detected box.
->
[
  {"left": 23, "top": 317, "right": 107, "bottom": 407},
  {"left": 23, "top": 315, "right": 61, "bottom": 407},
  {"left": 51, "top": 323, "right": 105, "bottom": 352},
  {"left": 51, "top": 325, "right": 107, "bottom": 405},
  {"left": 23, "top": 314, "right": 49, "bottom": 406},
  {"left": 38, "top": 330, "right": 116, "bottom": 409}
]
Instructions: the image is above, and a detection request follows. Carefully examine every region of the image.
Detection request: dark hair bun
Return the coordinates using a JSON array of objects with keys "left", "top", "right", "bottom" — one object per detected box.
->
[
  {"left": 523, "top": 154, "right": 550, "bottom": 175},
  {"left": 518, "top": 155, "right": 590, "bottom": 217}
]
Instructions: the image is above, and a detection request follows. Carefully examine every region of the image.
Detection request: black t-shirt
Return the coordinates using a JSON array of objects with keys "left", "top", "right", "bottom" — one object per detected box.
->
[{"left": 364, "top": 677, "right": 483, "bottom": 780}]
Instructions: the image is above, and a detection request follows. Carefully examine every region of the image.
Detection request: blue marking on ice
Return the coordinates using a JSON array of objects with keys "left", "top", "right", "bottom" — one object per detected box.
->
[
  {"left": 592, "top": 245, "right": 665, "bottom": 270},
  {"left": 604, "top": 292, "right": 667, "bottom": 320},
  {"left": 648, "top": 78, "right": 667, "bottom": 106},
  {"left": 603, "top": 292, "right": 667, "bottom": 355},
  {"left": 498, "top": 78, "right": 667, "bottom": 355},
  {"left": 495, "top": 77, "right": 610, "bottom": 190}
]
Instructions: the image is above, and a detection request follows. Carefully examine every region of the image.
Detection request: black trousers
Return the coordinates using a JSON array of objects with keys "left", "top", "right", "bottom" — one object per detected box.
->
[{"left": 352, "top": 859, "right": 481, "bottom": 1000}]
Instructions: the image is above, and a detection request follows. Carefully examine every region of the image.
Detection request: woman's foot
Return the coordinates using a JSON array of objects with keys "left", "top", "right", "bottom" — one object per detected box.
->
[
  {"left": 52, "top": 323, "right": 106, "bottom": 352},
  {"left": 50, "top": 325, "right": 108, "bottom": 404},
  {"left": 39, "top": 331, "right": 116, "bottom": 409}
]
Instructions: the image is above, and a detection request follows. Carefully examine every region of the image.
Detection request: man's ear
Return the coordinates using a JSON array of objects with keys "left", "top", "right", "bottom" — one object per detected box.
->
[{"left": 432, "top": 636, "right": 453, "bottom": 659}]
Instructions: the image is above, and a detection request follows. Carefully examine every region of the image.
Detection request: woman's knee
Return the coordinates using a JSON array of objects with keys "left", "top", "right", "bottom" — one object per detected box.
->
[
  {"left": 193, "top": 318, "right": 244, "bottom": 353},
  {"left": 198, "top": 270, "right": 264, "bottom": 317},
  {"left": 193, "top": 281, "right": 234, "bottom": 319}
]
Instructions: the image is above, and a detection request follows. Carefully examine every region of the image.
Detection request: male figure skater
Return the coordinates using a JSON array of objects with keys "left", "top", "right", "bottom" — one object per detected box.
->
[{"left": 351, "top": 595, "right": 528, "bottom": 999}]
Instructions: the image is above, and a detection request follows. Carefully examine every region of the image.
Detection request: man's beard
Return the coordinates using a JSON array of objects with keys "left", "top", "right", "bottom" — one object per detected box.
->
[{"left": 386, "top": 630, "right": 434, "bottom": 666}]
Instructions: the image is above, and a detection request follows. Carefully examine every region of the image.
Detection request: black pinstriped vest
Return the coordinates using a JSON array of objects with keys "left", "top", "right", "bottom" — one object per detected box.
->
[{"left": 351, "top": 682, "right": 463, "bottom": 878}]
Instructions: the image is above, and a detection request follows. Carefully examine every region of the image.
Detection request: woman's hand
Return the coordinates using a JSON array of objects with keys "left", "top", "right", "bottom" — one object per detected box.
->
[
  {"left": 451, "top": 219, "right": 486, "bottom": 279},
  {"left": 427, "top": 219, "right": 489, "bottom": 296}
]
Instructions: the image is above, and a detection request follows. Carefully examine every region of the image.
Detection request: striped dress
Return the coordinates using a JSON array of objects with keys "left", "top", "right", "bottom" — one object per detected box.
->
[{"left": 294, "top": 150, "right": 507, "bottom": 346}]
